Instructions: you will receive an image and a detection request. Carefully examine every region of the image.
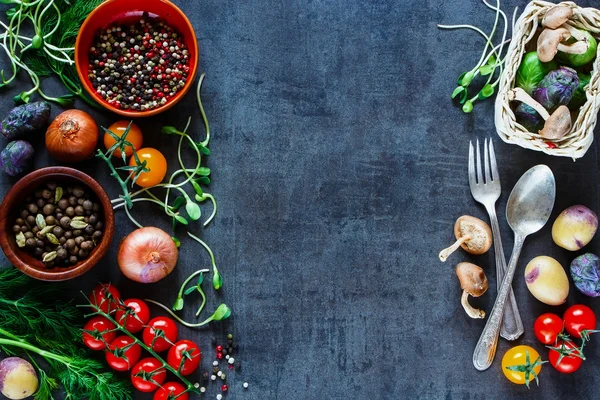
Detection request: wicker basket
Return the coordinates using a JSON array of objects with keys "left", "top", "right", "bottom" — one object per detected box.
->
[{"left": 495, "top": 1, "right": 600, "bottom": 159}]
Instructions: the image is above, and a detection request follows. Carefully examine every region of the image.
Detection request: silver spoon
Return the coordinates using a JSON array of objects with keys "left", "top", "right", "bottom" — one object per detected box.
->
[{"left": 472, "top": 165, "right": 556, "bottom": 371}]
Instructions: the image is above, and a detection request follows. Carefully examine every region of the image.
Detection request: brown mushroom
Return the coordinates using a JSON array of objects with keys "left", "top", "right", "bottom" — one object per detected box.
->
[
  {"left": 508, "top": 88, "right": 572, "bottom": 140},
  {"left": 542, "top": 5, "right": 573, "bottom": 29},
  {"left": 539, "top": 105, "right": 571, "bottom": 140},
  {"left": 439, "top": 216, "right": 492, "bottom": 262},
  {"left": 456, "top": 262, "right": 488, "bottom": 319},
  {"left": 537, "top": 28, "right": 572, "bottom": 62}
]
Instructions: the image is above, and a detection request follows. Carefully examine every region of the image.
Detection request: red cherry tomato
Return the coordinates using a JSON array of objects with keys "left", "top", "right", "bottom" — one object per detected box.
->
[
  {"left": 534, "top": 313, "right": 563, "bottom": 345},
  {"left": 115, "top": 299, "right": 150, "bottom": 333},
  {"left": 153, "top": 382, "right": 188, "bottom": 400},
  {"left": 89, "top": 283, "right": 120, "bottom": 314},
  {"left": 143, "top": 316, "right": 178, "bottom": 352},
  {"left": 82, "top": 316, "right": 116, "bottom": 350},
  {"left": 105, "top": 335, "right": 142, "bottom": 371},
  {"left": 167, "top": 340, "right": 201, "bottom": 376},
  {"left": 564, "top": 305, "right": 597, "bottom": 338},
  {"left": 548, "top": 340, "right": 583, "bottom": 374},
  {"left": 131, "top": 358, "right": 167, "bottom": 393}
]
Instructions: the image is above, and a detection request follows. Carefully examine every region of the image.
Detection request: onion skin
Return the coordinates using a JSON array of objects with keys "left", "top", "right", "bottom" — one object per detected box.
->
[
  {"left": 118, "top": 227, "right": 178, "bottom": 283},
  {"left": 45, "top": 110, "right": 98, "bottom": 163}
]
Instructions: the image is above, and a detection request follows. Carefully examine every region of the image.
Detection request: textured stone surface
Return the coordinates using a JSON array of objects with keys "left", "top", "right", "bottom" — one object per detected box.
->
[{"left": 1, "top": 0, "right": 600, "bottom": 399}]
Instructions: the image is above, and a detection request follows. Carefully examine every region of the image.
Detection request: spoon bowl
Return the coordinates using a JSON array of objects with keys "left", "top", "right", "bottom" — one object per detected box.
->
[{"left": 506, "top": 164, "right": 556, "bottom": 236}]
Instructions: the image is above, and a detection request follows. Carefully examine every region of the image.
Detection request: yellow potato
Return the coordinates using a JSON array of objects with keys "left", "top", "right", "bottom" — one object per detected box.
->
[{"left": 524, "top": 256, "right": 569, "bottom": 306}]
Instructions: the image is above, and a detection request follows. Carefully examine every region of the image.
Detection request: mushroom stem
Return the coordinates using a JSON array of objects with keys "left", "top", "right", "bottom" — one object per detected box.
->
[
  {"left": 562, "top": 23, "right": 589, "bottom": 42},
  {"left": 439, "top": 235, "right": 471, "bottom": 262},
  {"left": 558, "top": 41, "right": 589, "bottom": 54},
  {"left": 461, "top": 290, "right": 485, "bottom": 319},
  {"left": 508, "top": 88, "right": 550, "bottom": 120}
]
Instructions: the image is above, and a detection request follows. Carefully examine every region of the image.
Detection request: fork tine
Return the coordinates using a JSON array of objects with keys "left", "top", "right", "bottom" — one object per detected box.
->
[
  {"left": 484, "top": 138, "right": 491, "bottom": 184},
  {"left": 489, "top": 138, "right": 499, "bottom": 181},
  {"left": 476, "top": 139, "right": 483, "bottom": 185},
  {"left": 468, "top": 141, "right": 476, "bottom": 188}
]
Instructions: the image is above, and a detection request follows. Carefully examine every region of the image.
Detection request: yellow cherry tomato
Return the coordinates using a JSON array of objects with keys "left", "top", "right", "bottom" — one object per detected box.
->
[
  {"left": 104, "top": 121, "right": 143, "bottom": 158},
  {"left": 501, "top": 345, "right": 544, "bottom": 387},
  {"left": 129, "top": 148, "right": 167, "bottom": 188}
]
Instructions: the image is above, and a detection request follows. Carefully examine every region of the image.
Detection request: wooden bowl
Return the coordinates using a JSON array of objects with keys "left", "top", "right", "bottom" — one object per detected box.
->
[
  {"left": 0, "top": 167, "right": 115, "bottom": 281},
  {"left": 75, "top": 0, "right": 198, "bottom": 117}
]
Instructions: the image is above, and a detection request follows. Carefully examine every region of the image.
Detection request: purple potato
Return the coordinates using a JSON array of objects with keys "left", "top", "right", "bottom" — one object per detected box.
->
[
  {"left": 0, "top": 357, "right": 38, "bottom": 399},
  {"left": 570, "top": 253, "right": 600, "bottom": 297},
  {"left": 552, "top": 205, "right": 598, "bottom": 251},
  {"left": 0, "top": 140, "right": 34, "bottom": 176},
  {"left": 1, "top": 101, "right": 50, "bottom": 140}
]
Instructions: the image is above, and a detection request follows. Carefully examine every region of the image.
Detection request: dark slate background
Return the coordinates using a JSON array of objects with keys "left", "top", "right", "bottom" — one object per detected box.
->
[{"left": 1, "top": 0, "right": 600, "bottom": 399}]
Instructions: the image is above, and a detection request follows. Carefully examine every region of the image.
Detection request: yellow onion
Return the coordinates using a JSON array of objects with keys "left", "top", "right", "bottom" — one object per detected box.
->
[
  {"left": 118, "top": 227, "right": 178, "bottom": 283},
  {"left": 45, "top": 110, "right": 98, "bottom": 163}
]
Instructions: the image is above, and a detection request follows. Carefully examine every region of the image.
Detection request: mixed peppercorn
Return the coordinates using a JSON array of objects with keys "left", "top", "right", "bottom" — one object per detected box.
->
[
  {"left": 13, "top": 182, "right": 104, "bottom": 267},
  {"left": 87, "top": 15, "right": 190, "bottom": 112}
]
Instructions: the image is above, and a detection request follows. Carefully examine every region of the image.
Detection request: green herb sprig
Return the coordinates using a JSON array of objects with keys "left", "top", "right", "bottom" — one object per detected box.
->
[
  {"left": 0, "top": 0, "right": 102, "bottom": 107},
  {"left": 437, "top": 0, "right": 517, "bottom": 112},
  {"left": 0, "top": 268, "right": 133, "bottom": 400}
]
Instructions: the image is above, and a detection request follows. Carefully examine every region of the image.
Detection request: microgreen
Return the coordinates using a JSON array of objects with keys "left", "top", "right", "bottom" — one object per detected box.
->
[
  {"left": 0, "top": 0, "right": 103, "bottom": 107},
  {"left": 145, "top": 298, "right": 231, "bottom": 328},
  {"left": 438, "top": 0, "right": 519, "bottom": 112}
]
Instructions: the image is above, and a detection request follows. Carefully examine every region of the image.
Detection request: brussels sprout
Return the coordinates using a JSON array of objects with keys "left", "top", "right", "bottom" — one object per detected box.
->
[
  {"left": 570, "top": 253, "right": 600, "bottom": 297},
  {"left": 515, "top": 102, "right": 543, "bottom": 131},
  {"left": 568, "top": 72, "right": 591, "bottom": 110},
  {"left": 533, "top": 67, "right": 579, "bottom": 111},
  {"left": 0, "top": 101, "right": 50, "bottom": 140},
  {"left": 0, "top": 140, "right": 34, "bottom": 176},
  {"left": 516, "top": 52, "right": 557, "bottom": 95},
  {"left": 558, "top": 30, "right": 597, "bottom": 67}
]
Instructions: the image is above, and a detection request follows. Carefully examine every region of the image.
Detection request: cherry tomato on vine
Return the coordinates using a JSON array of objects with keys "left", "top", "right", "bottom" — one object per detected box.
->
[
  {"left": 131, "top": 358, "right": 167, "bottom": 393},
  {"left": 143, "top": 316, "right": 178, "bottom": 352},
  {"left": 129, "top": 147, "right": 167, "bottom": 187},
  {"left": 534, "top": 313, "right": 563, "bottom": 345},
  {"left": 564, "top": 305, "right": 596, "bottom": 338},
  {"left": 153, "top": 382, "right": 188, "bottom": 400},
  {"left": 82, "top": 316, "right": 116, "bottom": 350},
  {"left": 115, "top": 299, "right": 150, "bottom": 333},
  {"left": 549, "top": 340, "right": 583, "bottom": 374},
  {"left": 104, "top": 121, "right": 143, "bottom": 158},
  {"left": 501, "top": 345, "right": 544, "bottom": 387},
  {"left": 89, "top": 283, "right": 120, "bottom": 314},
  {"left": 105, "top": 335, "right": 142, "bottom": 371},
  {"left": 167, "top": 340, "right": 201, "bottom": 375}
]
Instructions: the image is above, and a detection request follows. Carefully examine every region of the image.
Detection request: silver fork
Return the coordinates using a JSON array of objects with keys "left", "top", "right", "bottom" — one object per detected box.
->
[{"left": 468, "top": 139, "right": 523, "bottom": 341}]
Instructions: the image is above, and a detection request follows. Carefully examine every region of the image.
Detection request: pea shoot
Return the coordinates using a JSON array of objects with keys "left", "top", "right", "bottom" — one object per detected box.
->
[{"left": 438, "top": 0, "right": 518, "bottom": 112}]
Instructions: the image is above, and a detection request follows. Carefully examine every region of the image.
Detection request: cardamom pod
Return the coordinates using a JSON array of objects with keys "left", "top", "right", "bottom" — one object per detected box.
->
[
  {"left": 43, "top": 251, "right": 57, "bottom": 263},
  {"left": 72, "top": 216, "right": 85, "bottom": 222},
  {"left": 36, "top": 214, "right": 46, "bottom": 229},
  {"left": 46, "top": 233, "right": 60, "bottom": 245},
  {"left": 70, "top": 220, "right": 88, "bottom": 229},
  {"left": 15, "top": 231, "right": 26, "bottom": 247},
  {"left": 39, "top": 225, "right": 55, "bottom": 236},
  {"left": 55, "top": 186, "right": 63, "bottom": 203}
]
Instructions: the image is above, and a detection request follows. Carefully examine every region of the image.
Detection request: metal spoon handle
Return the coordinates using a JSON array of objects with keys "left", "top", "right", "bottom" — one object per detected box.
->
[
  {"left": 486, "top": 207, "right": 523, "bottom": 341},
  {"left": 473, "top": 234, "right": 525, "bottom": 371}
]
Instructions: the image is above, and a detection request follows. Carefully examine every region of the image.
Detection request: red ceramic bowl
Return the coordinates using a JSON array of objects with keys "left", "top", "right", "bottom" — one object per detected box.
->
[
  {"left": 0, "top": 167, "right": 115, "bottom": 281},
  {"left": 75, "top": 0, "right": 198, "bottom": 117}
]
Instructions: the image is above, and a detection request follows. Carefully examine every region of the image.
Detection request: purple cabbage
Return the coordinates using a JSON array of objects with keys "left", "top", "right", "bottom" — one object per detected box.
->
[
  {"left": 0, "top": 140, "right": 34, "bottom": 176},
  {"left": 533, "top": 67, "right": 579, "bottom": 112},
  {"left": 570, "top": 253, "right": 600, "bottom": 297}
]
